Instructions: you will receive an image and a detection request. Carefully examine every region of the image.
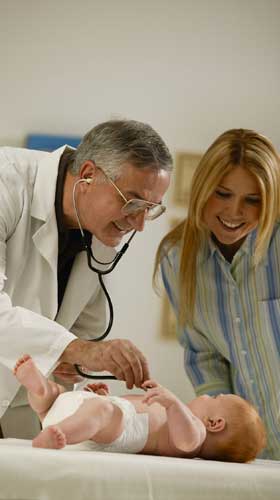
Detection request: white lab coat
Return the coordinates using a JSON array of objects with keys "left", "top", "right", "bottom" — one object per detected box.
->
[{"left": 0, "top": 146, "right": 116, "bottom": 425}]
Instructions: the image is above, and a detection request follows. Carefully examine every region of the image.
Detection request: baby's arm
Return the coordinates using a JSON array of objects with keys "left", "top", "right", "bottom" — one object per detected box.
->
[{"left": 142, "top": 380, "right": 206, "bottom": 454}]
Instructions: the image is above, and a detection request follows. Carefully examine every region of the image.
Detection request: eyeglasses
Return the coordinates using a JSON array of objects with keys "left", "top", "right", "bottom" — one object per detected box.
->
[{"left": 106, "top": 176, "right": 166, "bottom": 221}]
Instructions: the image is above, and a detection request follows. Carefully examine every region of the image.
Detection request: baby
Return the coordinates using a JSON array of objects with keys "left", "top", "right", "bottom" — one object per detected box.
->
[{"left": 14, "top": 355, "right": 266, "bottom": 462}]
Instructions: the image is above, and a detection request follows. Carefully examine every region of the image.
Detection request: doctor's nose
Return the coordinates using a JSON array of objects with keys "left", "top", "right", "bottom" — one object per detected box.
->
[{"left": 127, "top": 211, "right": 146, "bottom": 232}]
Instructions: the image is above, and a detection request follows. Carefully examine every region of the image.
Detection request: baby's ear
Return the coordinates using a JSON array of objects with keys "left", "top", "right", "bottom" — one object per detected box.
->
[{"left": 203, "top": 416, "right": 226, "bottom": 433}]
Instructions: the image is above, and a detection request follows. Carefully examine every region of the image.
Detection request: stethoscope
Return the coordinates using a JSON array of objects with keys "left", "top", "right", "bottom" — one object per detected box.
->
[{"left": 72, "top": 178, "right": 137, "bottom": 379}]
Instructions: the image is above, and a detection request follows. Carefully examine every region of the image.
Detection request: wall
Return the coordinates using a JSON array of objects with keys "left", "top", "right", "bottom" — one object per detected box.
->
[{"left": 0, "top": 0, "right": 279, "bottom": 399}]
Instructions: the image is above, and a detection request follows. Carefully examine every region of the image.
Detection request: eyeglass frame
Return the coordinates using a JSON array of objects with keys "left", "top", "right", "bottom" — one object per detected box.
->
[{"left": 102, "top": 171, "right": 166, "bottom": 221}]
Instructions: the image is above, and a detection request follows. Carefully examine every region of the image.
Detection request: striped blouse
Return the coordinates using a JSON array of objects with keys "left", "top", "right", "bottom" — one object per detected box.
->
[{"left": 160, "top": 223, "right": 280, "bottom": 459}]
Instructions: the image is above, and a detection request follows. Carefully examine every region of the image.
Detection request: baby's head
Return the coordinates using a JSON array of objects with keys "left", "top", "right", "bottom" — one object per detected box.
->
[{"left": 188, "top": 394, "right": 266, "bottom": 463}]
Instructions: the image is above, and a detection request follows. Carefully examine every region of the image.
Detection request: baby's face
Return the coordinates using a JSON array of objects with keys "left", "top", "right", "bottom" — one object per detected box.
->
[{"left": 188, "top": 393, "right": 242, "bottom": 420}]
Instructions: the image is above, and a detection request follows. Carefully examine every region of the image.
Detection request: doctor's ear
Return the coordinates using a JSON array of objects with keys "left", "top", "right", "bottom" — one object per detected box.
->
[
  {"left": 83, "top": 178, "right": 93, "bottom": 184},
  {"left": 203, "top": 416, "right": 226, "bottom": 433},
  {"left": 79, "top": 159, "right": 97, "bottom": 182}
]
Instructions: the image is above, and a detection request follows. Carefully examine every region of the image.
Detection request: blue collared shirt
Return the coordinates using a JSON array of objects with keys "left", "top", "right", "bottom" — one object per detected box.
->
[{"left": 161, "top": 224, "right": 280, "bottom": 459}]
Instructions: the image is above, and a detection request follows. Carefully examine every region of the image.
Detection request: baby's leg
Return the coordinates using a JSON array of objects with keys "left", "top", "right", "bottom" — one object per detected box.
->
[
  {"left": 33, "top": 397, "right": 124, "bottom": 449},
  {"left": 14, "top": 355, "right": 65, "bottom": 419}
]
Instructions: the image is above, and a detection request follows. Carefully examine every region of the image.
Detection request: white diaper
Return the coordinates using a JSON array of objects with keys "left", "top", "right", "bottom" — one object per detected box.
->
[{"left": 42, "top": 391, "right": 149, "bottom": 454}]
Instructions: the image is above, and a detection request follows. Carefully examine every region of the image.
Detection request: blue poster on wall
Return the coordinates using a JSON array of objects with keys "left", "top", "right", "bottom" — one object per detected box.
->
[{"left": 26, "top": 134, "right": 82, "bottom": 152}]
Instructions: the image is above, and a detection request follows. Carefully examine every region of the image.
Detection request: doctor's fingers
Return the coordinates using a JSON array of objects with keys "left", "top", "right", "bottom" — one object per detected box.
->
[
  {"left": 53, "top": 372, "right": 83, "bottom": 383},
  {"left": 53, "top": 362, "right": 83, "bottom": 383},
  {"left": 105, "top": 351, "right": 142, "bottom": 389},
  {"left": 106, "top": 353, "right": 135, "bottom": 388},
  {"left": 103, "top": 343, "right": 149, "bottom": 388}
]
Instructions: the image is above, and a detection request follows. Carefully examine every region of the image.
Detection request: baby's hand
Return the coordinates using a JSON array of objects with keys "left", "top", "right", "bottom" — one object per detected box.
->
[
  {"left": 141, "top": 380, "right": 179, "bottom": 409},
  {"left": 84, "top": 383, "right": 110, "bottom": 396}
]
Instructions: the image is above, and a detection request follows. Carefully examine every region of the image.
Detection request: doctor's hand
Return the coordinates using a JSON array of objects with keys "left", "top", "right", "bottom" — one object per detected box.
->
[
  {"left": 61, "top": 338, "right": 150, "bottom": 389},
  {"left": 52, "top": 362, "right": 84, "bottom": 384}
]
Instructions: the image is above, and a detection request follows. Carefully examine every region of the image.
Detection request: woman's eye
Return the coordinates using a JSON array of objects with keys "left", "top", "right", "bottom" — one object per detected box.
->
[
  {"left": 246, "top": 197, "right": 261, "bottom": 205},
  {"left": 215, "top": 190, "right": 230, "bottom": 198}
]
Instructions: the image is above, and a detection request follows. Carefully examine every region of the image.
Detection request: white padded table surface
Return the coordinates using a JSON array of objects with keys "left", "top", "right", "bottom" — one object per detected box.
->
[{"left": 0, "top": 439, "right": 279, "bottom": 500}]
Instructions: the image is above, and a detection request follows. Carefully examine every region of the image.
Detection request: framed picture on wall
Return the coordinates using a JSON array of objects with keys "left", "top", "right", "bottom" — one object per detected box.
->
[
  {"left": 26, "top": 134, "right": 82, "bottom": 151},
  {"left": 173, "top": 152, "right": 202, "bottom": 206}
]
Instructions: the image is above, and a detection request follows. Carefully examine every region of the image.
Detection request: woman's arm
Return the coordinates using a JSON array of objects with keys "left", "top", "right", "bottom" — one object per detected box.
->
[{"left": 160, "top": 250, "right": 233, "bottom": 397}]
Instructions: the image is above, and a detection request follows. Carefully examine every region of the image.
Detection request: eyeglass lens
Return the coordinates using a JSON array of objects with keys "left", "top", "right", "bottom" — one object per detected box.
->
[{"left": 121, "top": 199, "right": 165, "bottom": 220}]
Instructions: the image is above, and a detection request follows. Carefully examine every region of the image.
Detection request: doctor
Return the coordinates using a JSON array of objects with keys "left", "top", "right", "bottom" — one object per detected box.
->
[{"left": 0, "top": 119, "right": 172, "bottom": 438}]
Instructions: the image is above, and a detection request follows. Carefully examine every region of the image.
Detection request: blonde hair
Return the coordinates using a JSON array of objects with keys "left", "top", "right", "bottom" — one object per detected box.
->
[
  {"left": 154, "top": 129, "right": 280, "bottom": 326},
  {"left": 202, "top": 398, "right": 267, "bottom": 463}
]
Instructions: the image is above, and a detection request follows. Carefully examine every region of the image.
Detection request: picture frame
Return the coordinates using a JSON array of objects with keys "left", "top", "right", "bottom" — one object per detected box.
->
[
  {"left": 26, "top": 134, "right": 82, "bottom": 152},
  {"left": 173, "top": 152, "right": 202, "bottom": 206}
]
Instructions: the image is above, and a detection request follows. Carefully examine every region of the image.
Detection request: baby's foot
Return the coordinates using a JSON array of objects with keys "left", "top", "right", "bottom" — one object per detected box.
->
[
  {"left": 32, "top": 426, "right": 66, "bottom": 449},
  {"left": 13, "top": 354, "right": 31, "bottom": 375},
  {"left": 14, "top": 355, "right": 48, "bottom": 397}
]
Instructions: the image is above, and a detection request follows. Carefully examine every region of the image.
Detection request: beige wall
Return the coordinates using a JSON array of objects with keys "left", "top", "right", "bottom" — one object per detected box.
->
[{"left": 0, "top": 0, "right": 279, "bottom": 399}]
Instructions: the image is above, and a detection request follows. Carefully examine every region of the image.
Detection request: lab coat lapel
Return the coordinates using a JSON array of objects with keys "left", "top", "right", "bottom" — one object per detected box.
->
[
  {"left": 32, "top": 212, "right": 58, "bottom": 319},
  {"left": 55, "top": 250, "right": 93, "bottom": 329},
  {"left": 30, "top": 147, "right": 66, "bottom": 319}
]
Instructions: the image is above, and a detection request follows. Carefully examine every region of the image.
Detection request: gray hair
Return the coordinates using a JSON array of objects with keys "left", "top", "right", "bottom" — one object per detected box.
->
[{"left": 70, "top": 119, "right": 173, "bottom": 180}]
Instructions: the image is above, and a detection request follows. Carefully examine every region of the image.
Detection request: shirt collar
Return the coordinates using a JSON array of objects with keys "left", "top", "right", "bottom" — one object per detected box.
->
[
  {"left": 198, "top": 228, "right": 257, "bottom": 264},
  {"left": 55, "top": 147, "right": 76, "bottom": 233}
]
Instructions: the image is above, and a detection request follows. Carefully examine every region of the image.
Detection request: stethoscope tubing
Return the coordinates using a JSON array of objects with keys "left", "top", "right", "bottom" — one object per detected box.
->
[
  {"left": 72, "top": 178, "right": 137, "bottom": 380},
  {"left": 74, "top": 230, "right": 137, "bottom": 379}
]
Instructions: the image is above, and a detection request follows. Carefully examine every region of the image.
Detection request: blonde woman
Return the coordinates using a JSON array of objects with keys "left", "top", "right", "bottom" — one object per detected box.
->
[{"left": 155, "top": 129, "right": 280, "bottom": 459}]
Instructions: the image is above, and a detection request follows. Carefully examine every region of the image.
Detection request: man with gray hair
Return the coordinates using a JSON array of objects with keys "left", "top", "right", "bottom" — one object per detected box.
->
[{"left": 0, "top": 119, "right": 172, "bottom": 439}]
